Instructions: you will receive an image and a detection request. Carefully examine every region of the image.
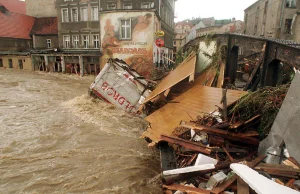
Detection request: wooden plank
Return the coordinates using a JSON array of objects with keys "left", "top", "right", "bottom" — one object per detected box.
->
[
  {"left": 181, "top": 122, "right": 260, "bottom": 146},
  {"left": 237, "top": 177, "right": 249, "bottom": 194},
  {"left": 217, "top": 63, "right": 225, "bottom": 88},
  {"left": 143, "top": 52, "right": 197, "bottom": 104},
  {"left": 142, "top": 86, "right": 246, "bottom": 145},
  {"left": 163, "top": 184, "right": 212, "bottom": 194},
  {"left": 160, "top": 135, "right": 211, "bottom": 155},
  {"left": 211, "top": 155, "right": 266, "bottom": 194}
]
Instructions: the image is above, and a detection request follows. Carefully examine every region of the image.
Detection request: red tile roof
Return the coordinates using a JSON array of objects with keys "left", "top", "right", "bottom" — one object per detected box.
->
[
  {"left": 0, "top": 0, "right": 26, "bottom": 15},
  {"left": 31, "top": 17, "right": 58, "bottom": 35},
  {"left": 0, "top": 10, "right": 36, "bottom": 39},
  {"left": 175, "top": 22, "right": 194, "bottom": 28}
]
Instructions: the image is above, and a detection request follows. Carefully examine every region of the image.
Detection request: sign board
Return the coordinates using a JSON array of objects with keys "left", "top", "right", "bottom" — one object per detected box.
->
[
  {"left": 156, "top": 38, "right": 165, "bottom": 48},
  {"left": 155, "top": 30, "right": 165, "bottom": 37},
  {"left": 89, "top": 59, "right": 151, "bottom": 117}
]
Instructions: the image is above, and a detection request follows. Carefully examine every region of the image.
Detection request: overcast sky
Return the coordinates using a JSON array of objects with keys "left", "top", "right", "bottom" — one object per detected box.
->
[{"left": 175, "top": 0, "right": 258, "bottom": 22}]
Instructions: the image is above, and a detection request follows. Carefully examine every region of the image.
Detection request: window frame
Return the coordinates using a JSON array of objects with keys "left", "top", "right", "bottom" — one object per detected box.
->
[
  {"left": 93, "top": 35, "right": 100, "bottom": 49},
  {"left": 72, "top": 35, "right": 79, "bottom": 48},
  {"left": 0, "top": 58, "right": 3, "bottom": 67},
  {"left": 80, "top": 7, "right": 88, "bottom": 21},
  {"left": 91, "top": 6, "right": 99, "bottom": 21},
  {"left": 141, "top": 2, "right": 151, "bottom": 9},
  {"left": 63, "top": 35, "right": 70, "bottom": 48},
  {"left": 120, "top": 19, "right": 132, "bottom": 40},
  {"left": 285, "top": 19, "right": 293, "bottom": 34},
  {"left": 46, "top": 39, "right": 52, "bottom": 48},
  {"left": 71, "top": 7, "right": 78, "bottom": 22},
  {"left": 286, "top": 0, "right": 297, "bottom": 8},
  {"left": 123, "top": 3, "right": 133, "bottom": 9},
  {"left": 82, "top": 35, "right": 89, "bottom": 49},
  {"left": 61, "top": 8, "right": 69, "bottom": 23},
  {"left": 107, "top": 2, "right": 116, "bottom": 10}
]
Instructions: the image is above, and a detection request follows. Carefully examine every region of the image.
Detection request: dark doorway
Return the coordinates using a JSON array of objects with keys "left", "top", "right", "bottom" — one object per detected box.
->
[
  {"left": 18, "top": 59, "right": 23, "bottom": 70},
  {"left": 227, "top": 46, "right": 239, "bottom": 84},
  {"left": 8, "top": 59, "right": 13, "bottom": 68},
  {"left": 265, "top": 59, "right": 280, "bottom": 87}
]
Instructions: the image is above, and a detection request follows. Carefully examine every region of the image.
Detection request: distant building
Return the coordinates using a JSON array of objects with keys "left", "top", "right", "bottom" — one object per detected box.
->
[
  {"left": 174, "top": 22, "right": 194, "bottom": 55},
  {"left": 99, "top": 0, "right": 175, "bottom": 78},
  {"left": 0, "top": 0, "right": 26, "bottom": 15},
  {"left": 244, "top": 0, "right": 300, "bottom": 42},
  {"left": 196, "top": 19, "right": 244, "bottom": 37},
  {"left": 0, "top": 4, "right": 35, "bottom": 70},
  {"left": 26, "top": 0, "right": 56, "bottom": 18}
]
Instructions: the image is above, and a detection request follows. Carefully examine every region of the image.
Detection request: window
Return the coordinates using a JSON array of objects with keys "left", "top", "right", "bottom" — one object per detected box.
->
[
  {"left": 61, "top": 8, "right": 69, "bottom": 22},
  {"left": 91, "top": 6, "right": 99, "bottom": 21},
  {"left": 80, "top": 7, "right": 88, "bottom": 21},
  {"left": 8, "top": 59, "right": 13, "bottom": 68},
  {"left": 71, "top": 8, "right": 78, "bottom": 22},
  {"left": 93, "top": 35, "right": 99, "bottom": 48},
  {"left": 82, "top": 35, "right": 89, "bottom": 48},
  {"left": 107, "top": 2, "right": 116, "bottom": 10},
  {"left": 0, "top": 59, "right": 3, "bottom": 67},
  {"left": 141, "top": 2, "right": 151, "bottom": 8},
  {"left": 286, "top": 0, "right": 297, "bottom": 8},
  {"left": 120, "top": 19, "right": 131, "bottom": 39},
  {"left": 123, "top": 3, "right": 132, "bottom": 9},
  {"left": 47, "top": 39, "right": 51, "bottom": 48},
  {"left": 63, "top": 35, "right": 70, "bottom": 48},
  {"left": 285, "top": 19, "right": 292, "bottom": 34},
  {"left": 73, "top": 35, "right": 79, "bottom": 48}
]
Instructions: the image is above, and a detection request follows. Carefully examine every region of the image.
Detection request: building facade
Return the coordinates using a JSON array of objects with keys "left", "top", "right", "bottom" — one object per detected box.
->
[
  {"left": 244, "top": 0, "right": 300, "bottom": 42},
  {"left": 0, "top": 4, "right": 35, "bottom": 71},
  {"left": 99, "top": 0, "right": 175, "bottom": 78},
  {"left": 173, "top": 22, "right": 194, "bottom": 55},
  {"left": 26, "top": 0, "right": 56, "bottom": 18}
]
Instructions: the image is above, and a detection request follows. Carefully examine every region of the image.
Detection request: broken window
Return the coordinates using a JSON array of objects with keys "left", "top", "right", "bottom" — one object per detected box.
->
[
  {"left": 120, "top": 19, "right": 131, "bottom": 40},
  {"left": 82, "top": 35, "right": 89, "bottom": 48},
  {"left": 63, "top": 35, "right": 70, "bottom": 48},
  {"left": 286, "top": 0, "right": 297, "bottom": 7},
  {"left": 71, "top": 8, "right": 78, "bottom": 22},
  {"left": 107, "top": 2, "right": 116, "bottom": 10},
  {"left": 91, "top": 6, "right": 98, "bottom": 21},
  {"left": 73, "top": 35, "right": 79, "bottom": 48},
  {"left": 61, "top": 8, "right": 69, "bottom": 22},
  {"left": 93, "top": 35, "right": 99, "bottom": 48},
  {"left": 80, "top": 7, "right": 88, "bottom": 21},
  {"left": 285, "top": 19, "right": 292, "bottom": 34},
  {"left": 47, "top": 39, "right": 51, "bottom": 48}
]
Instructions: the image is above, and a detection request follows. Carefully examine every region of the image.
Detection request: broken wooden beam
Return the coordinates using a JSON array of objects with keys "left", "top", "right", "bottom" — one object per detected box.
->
[
  {"left": 181, "top": 122, "right": 260, "bottom": 146},
  {"left": 237, "top": 177, "right": 249, "bottom": 194},
  {"left": 160, "top": 135, "right": 211, "bottom": 155},
  {"left": 163, "top": 184, "right": 212, "bottom": 194}
]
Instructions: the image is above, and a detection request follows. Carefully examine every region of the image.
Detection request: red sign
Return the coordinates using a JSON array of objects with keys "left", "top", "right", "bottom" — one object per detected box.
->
[{"left": 156, "top": 38, "right": 165, "bottom": 47}]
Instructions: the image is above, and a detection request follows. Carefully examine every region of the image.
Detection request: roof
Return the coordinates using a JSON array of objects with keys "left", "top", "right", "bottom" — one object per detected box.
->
[
  {"left": 0, "top": 10, "right": 36, "bottom": 39},
  {"left": 201, "top": 17, "right": 215, "bottom": 27},
  {"left": 0, "top": 0, "right": 26, "bottom": 14},
  {"left": 31, "top": 17, "right": 58, "bottom": 35},
  {"left": 176, "top": 21, "right": 194, "bottom": 28},
  {"left": 245, "top": 0, "right": 260, "bottom": 11}
]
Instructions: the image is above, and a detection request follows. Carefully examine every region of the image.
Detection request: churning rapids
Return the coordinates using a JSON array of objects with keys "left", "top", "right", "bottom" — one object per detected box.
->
[{"left": 0, "top": 69, "right": 162, "bottom": 194}]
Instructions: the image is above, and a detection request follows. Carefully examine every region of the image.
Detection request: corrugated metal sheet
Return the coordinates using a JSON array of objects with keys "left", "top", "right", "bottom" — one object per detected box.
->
[
  {"left": 142, "top": 85, "right": 247, "bottom": 145},
  {"left": 143, "top": 52, "right": 197, "bottom": 104}
]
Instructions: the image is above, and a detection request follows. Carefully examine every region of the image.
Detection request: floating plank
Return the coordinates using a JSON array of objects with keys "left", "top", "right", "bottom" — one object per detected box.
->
[
  {"left": 143, "top": 52, "right": 197, "bottom": 104},
  {"left": 142, "top": 85, "right": 246, "bottom": 145}
]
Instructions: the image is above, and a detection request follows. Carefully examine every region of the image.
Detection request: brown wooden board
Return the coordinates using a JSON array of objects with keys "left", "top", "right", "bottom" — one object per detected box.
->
[{"left": 142, "top": 85, "right": 246, "bottom": 145}]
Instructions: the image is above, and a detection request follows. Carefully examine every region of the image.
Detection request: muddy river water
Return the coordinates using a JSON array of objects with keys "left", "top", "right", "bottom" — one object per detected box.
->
[{"left": 0, "top": 69, "right": 162, "bottom": 194}]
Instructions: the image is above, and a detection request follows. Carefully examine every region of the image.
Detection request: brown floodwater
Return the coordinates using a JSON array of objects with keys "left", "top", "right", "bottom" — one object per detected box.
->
[{"left": 0, "top": 69, "right": 162, "bottom": 194}]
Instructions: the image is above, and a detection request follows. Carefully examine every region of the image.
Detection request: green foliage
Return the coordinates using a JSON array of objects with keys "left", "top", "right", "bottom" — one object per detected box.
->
[{"left": 230, "top": 85, "right": 290, "bottom": 139}]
